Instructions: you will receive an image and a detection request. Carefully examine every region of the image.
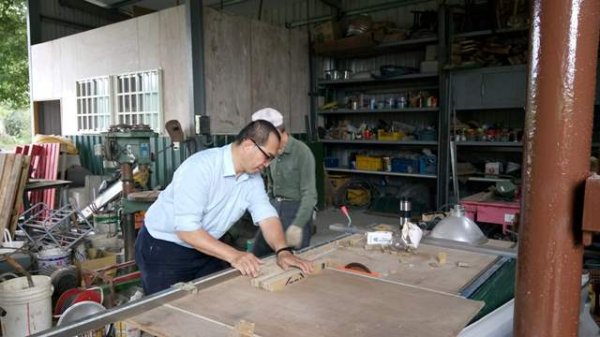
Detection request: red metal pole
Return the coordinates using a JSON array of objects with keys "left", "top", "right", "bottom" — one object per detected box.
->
[{"left": 515, "top": 0, "right": 600, "bottom": 336}]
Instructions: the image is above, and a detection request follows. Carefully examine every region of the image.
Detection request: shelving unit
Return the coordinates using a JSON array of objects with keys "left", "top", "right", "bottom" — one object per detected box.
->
[
  {"left": 449, "top": 67, "right": 527, "bottom": 201},
  {"left": 311, "top": 8, "right": 448, "bottom": 214},
  {"left": 309, "top": 2, "right": 597, "bottom": 214}
]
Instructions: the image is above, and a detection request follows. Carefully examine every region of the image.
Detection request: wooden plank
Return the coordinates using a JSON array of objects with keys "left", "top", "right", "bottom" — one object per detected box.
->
[
  {"left": 253, "top": 259, "right": 328, "bottom": 292},
  {"left": 131, "top": 270, "right": 483, "bottom": 337},
  {"left": 9, "top": 156, "right": 31, "bottom": 234},
  {"left": 0, "top": 154, "right": 24, "bottom": 230},
  {"left": 0, "top": 154, "right": 16, "bottom": 239}
]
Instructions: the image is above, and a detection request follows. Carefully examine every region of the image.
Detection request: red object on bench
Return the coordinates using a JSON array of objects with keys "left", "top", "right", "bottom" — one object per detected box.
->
[{"left": 460, "top": 192, "right": 520, "bottom": 234}]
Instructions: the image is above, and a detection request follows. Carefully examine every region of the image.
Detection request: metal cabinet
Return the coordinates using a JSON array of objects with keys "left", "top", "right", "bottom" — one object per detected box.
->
[{"left": 452, "top": 66, "right": 527, "bottom": 109}]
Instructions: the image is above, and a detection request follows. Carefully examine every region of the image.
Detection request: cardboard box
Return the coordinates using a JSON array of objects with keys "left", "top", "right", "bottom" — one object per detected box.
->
[
  {"left": 485, "top": 162, "right": 503, "bottom": 176},
  {"left": 311, "top": 21, "right": 341, "bottom": 43},
  {"left": 313, "top": 31, "right": 384, "bottom": 57},
  {"left": 77, "top": 249, "right": 118, "bottom": 277}
]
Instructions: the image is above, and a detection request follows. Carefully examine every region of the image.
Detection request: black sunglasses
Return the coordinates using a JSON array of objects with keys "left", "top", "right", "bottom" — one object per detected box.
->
[{"left": 249, "top": 138, "right": 275, "bottom": 162}]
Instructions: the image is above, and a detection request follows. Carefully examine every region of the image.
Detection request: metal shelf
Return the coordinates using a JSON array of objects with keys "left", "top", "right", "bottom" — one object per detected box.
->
[
  {"left": 321, "top": 139, "right": 438, "bottom": 146},
  {"left": 467, "top": 176, "right": 513, "bottom": 183},
  {"left": 326, "top": 168, "right": 437, "bottom": 179},
  {"left": 455, "top": 141, "right": 522, "bottom": 147},
  {"left": 374, "top": 36, "right": 438, "bottom": 50},
  {"left": 318, "top": 107, "right": 439, "bottom": 114},
  {"left": 454, "top": 27, "right": 529, "bottom": 39},
  {"left": 317, "top": 73, "right": 438, "bottom": 86}
]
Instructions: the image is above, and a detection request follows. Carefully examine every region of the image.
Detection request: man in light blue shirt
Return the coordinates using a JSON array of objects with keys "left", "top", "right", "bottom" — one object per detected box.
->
[{"left": 135, "top": 120, "right": 313, "bottom": 295}]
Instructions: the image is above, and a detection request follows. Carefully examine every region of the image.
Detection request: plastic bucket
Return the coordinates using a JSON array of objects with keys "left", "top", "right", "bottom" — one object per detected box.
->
[
  {"left": 93, "top": 212, "right": 118, "bottom": 235},
  {"left": 35, "top": 247, "right": 71, "bottom": 275},
  {"left": 0, "top": 275, "right": 53, "bottom": 336}
]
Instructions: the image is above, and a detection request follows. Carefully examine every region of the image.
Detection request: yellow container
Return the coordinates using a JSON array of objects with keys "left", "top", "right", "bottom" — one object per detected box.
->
[
  {"left": 377, "top": 130, "right": 404, "bottom": 141},
  {"left": 356, "top": 155, "right": 383, "bottom": 171}
]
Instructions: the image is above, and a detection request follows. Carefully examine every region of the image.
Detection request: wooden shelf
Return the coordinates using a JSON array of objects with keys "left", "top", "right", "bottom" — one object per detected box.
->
[
  {"left": 318, "top": 107, "right": 439, "bottom": 114},
  {"left": 321, "top": 140, "right": 437, "bottom": 146},
  {"left": 326, "top": 168, "right": 437, "bottom": 179}
]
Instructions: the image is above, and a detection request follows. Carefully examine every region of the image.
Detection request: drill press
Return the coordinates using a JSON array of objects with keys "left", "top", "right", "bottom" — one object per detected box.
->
[{"left": 101, "top": 124, "right": 157, "bottom": 262}]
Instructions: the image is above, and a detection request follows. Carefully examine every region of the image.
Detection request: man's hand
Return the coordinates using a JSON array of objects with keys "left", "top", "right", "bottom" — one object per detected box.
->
[
  {"left": 285, "top": 224, "right": 303, "bottom": 248},
  {"left": 229, "top": 251, "right": 263, "bottom": 278},
  {"left": 276, "top": 251, "right": 313, "bottom": 274}
]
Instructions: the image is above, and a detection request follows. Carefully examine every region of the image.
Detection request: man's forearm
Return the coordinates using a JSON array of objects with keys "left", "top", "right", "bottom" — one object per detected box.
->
[
  {"left": 259, "top": 217, "right": 289, "bottom": 251},
  {"left": 177, "top": 229, "right": 239, "bottom": 263}
]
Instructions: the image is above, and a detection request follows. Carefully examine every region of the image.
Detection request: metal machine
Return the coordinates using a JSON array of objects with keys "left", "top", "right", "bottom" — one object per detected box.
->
[{"left": 99, "top": 124, "right": 157, "bottom": 262}]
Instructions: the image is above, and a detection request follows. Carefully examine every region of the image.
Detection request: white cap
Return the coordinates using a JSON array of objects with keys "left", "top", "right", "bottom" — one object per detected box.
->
[{"left": 251, "top": 108, "right": 283, "bottom": 128}]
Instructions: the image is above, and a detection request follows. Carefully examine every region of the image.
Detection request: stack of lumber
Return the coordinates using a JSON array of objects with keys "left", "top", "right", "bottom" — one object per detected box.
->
[{"left": 0, "top": 153, "right": 31, "bottom": 238}]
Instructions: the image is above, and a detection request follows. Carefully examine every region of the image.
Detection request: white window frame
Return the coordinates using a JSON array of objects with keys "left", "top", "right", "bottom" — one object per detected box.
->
[
  {"left": 75, "top": 69, "right": 163, "bottom": 133},
  {"left": 76, "top": 76, "right": 111, "bottom": 133},
  {"left": 114, "top": 69, "right": 163, "bottom": 133}
]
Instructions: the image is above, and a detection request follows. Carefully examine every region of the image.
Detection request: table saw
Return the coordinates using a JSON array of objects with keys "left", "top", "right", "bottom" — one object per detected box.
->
[{"left": 32, "top": 231, "right": 520, "bottom": 337}]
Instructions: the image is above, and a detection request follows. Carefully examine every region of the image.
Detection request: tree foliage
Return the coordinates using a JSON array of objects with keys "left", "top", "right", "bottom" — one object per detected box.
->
[{"left": 0, "top": 0, "right": 29, "bottom": 110}]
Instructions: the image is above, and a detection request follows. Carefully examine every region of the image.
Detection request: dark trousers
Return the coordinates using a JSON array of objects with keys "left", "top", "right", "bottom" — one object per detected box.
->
[
  {"left": 135, "top": 226, "right": 227, "bottom": 295},
  {"left": 252, "top": 199, "right": 312, "bottom": 258}
]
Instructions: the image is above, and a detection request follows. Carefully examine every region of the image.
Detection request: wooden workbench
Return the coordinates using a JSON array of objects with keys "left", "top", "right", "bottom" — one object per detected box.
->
[{"left": 127, "top": 235, "right": 502, "bottom": 337}]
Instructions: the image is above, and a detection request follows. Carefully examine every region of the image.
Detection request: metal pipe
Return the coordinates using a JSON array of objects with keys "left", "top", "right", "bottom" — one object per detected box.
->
[
  {"left": 209, "top": 0, "right": 249, "bottom": 9},
  {"left": 29, "top": 268, "right": 241, "bottom": 337},
  {"left": 287, "top": 0, "right": 432, "bottom": 28},
  {"left": 515, "top": 0, "right": 600, "bottom": 336},
  {"left": 120, "top": 163, "right": 135, "bottom": 261}
]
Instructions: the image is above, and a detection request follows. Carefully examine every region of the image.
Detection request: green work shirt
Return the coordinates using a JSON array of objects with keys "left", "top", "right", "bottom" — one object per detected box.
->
[{"left": 266, "top": 135, "right": 317, "bottom": 227}]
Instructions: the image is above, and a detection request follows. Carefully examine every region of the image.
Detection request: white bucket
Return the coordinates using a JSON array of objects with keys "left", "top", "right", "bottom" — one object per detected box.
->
[
  {"left": 0, "top": 275, "right": 53, "bottom": 336},
  {"left": 35, "top": 247, "right": 71, "bottom": 275}
]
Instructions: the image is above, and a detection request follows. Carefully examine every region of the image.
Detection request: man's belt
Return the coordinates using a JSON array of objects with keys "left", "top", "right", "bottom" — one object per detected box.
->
[{"left": 273, "top": 196, "right": 296, "bottom": 202}]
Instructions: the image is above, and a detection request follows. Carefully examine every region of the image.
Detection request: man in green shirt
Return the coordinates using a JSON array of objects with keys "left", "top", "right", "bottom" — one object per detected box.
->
[{"left": 251, "top": 108, "right": 317, "bottom": 257}]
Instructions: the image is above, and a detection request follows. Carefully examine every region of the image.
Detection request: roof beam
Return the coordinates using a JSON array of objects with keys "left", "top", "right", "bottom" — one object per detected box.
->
[
  {"left": 59, "top": 0, "right": 130, "bottom": 22},
  {"left": 319, "top": 0, "right": 341, "bottom": 10}
]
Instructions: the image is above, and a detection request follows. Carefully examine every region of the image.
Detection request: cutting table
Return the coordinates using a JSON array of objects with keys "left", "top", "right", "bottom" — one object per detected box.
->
[{"left": 122, "top": 233, "right": 515, "bottom": 337}]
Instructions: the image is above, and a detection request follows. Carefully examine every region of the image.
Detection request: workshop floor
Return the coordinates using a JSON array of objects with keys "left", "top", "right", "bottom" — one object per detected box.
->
[{"left": 311, "top": 207, "right": 398, "bottom": 246}]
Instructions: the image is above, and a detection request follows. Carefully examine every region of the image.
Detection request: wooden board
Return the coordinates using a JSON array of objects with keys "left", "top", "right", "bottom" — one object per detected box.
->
[
  {"left": 0, "top": 154, "right": 30, "bottom": 238},
  {"left": 129, "top": 270, "right": 483, "bottom": 337},
  {"left": 289, "top": 30, "right": 310, "bottom": 133},
  {"left": 325, "top": 243, "right": 498, "bottom": 295},
  {"left": 204, "top": 8, "right": 252, "bottom": 134},
  {"left": 250, "top": 20, "right": 290, "bottom": 122},
  {"left": 10, "top": 156, "right": 31, "bottom": 234}
]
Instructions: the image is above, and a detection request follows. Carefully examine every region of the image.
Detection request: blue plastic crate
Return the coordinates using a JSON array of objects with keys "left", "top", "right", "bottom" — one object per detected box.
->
[
  {"left": 391, "top": 158, "right": 419, "bottom": 173},
  {"left": 419, "top": 155, "right": 437, "bottom": 174},
  {"left": 324, "top": 157, "right": 339, "bottom": 168}
]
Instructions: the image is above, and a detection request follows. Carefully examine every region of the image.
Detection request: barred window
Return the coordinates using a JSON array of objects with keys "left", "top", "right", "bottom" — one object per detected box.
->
[
  {"left": 76, "top": 76, "right": 111, "bottom": 132},
  {"left": 75, "top": 69, "right": 163, "bottom": 133},
  {"left": 115, "top": 70, "right": 162, "bottom": 132}
]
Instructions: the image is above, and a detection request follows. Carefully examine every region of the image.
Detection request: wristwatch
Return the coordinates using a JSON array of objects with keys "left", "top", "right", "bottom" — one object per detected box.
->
[{"left": 275, "top": 246, "right": 294, "bottom": 256}]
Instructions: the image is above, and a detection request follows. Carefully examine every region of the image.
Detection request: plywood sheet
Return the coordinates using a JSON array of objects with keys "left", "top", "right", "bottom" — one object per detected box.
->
[
  {"left": 288, "top": 30, "right": 309, "bottom": 133},
  {"left": 129, "top": 270, "right": 483, "bottom": 337},
  {"left": 251, "top": 20, "right": 290, "bottom": 124},
  {"left": 204, "top": 8, "right": 252, "bottom": 134},
  {"left": 325, "top": 243, "right": 498, "bottom": 295}
]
